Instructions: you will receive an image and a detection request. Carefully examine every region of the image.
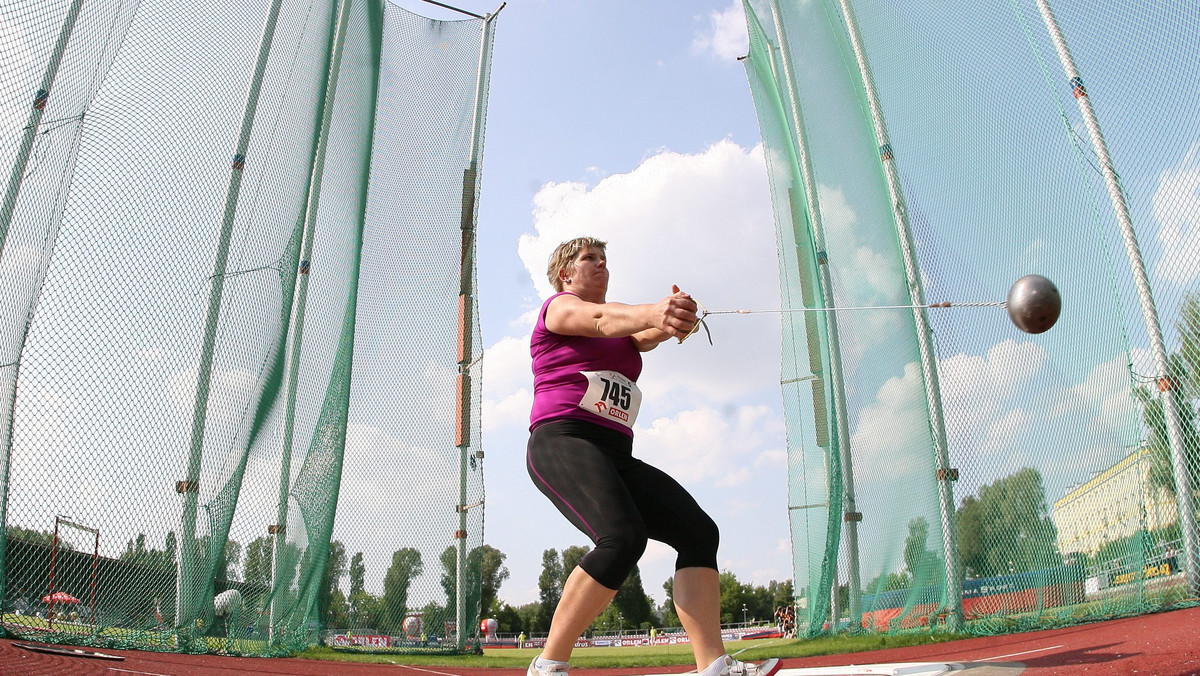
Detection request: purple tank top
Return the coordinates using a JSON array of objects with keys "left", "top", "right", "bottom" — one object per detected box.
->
[{"left": 529, "top": 292, "right": 643, "bottom": 437}]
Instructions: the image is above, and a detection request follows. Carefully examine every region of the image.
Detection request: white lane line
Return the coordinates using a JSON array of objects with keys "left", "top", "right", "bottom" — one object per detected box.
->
[
  {"left": 398, "top": 665, "right": 473, "bottom": 676},
  {"left": 109, "top": 669, "right": 176, "bottom": 676},
  {"left": 980, "top": 644, "right": 1064, "bottom": 661},
  {"left": 733, "top": 639, "right": 787, "bottom": 657}
]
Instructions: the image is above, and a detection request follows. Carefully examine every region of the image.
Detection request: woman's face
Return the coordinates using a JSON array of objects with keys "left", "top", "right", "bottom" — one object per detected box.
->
[{"left": 566, "top": 246, "right": 608, "bottom": 298}]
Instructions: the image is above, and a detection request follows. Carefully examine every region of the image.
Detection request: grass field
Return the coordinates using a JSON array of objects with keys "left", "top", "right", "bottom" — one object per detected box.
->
[
  {"left": 15, "top": 590, "right": 1186, "bottom": 670},
  {"left": 1, "top": 613, "right": 964, "bottom": 666},
  {"left": 296, "top": 635, "right": 967, "bottom": 668},
  {"left": 2, "top": 612, "right": 268, "bottom": 653}
]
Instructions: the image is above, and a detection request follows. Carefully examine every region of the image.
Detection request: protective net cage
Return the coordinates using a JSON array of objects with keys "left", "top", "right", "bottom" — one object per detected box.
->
[
  {"left": 743, "top": 0, "right": 1200, "bottom": 637},
  {"left": 0, "top": 0, "right": 496, "bottom": 657}
]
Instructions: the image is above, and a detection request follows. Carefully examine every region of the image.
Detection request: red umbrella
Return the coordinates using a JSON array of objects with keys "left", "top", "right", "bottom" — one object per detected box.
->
[{"left": 42, "top": 591, "right": 81, "bottom": 605}]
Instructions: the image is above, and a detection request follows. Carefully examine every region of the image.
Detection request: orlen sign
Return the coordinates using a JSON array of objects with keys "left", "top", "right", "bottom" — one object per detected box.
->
[{"left": 333, "top": 634, "right": 391, "bottom": 648}]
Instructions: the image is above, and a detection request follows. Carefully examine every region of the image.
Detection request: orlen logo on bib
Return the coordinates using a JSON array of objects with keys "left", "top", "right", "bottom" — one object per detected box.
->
[{"left": 592, "top": 401, "right": 628, "bottom": 422}]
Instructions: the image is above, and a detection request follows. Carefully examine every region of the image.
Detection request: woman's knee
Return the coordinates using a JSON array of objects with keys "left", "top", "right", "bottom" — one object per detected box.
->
[
  {"left": 584, "top": 527, "right": 648, "bottom": 589},
  {"left": 606, "top": 526, "right": 649, "bottom": 565},
  {"left": 676, "top": 513, "right": 719, "bottom": 569}
]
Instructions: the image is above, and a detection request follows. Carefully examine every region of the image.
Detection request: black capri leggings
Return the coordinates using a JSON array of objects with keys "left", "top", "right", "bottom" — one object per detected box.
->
[{"left": 527, "top": 419, "right": 720, "bottom": 590}]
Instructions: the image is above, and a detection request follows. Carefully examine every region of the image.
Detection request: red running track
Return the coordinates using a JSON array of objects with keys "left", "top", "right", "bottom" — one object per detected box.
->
[{"left": 1, "top": 606, "right": 1198, "bottom": 676}]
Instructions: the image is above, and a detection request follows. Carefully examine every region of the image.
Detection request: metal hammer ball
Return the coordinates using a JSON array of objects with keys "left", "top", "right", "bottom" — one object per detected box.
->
[{"left": 1006, "top": 274, "right": 1061, "bottom": 334}]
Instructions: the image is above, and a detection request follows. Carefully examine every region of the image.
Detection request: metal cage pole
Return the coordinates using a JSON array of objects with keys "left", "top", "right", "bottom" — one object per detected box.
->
[
  {"left": 1036, "top": 0, "right": 1199, "bottom": 596},
  {"left": 89, "top": 525, "right": 99, "bottom": 631},
  {"left": 269, "top": 0, "right": 357, "bottom": 642},
  {"left": 417, "top": 0, "right": 484, "bottom": 18},
  {"left": 0, "top": 0, "right": 87, "bottom": 611},
  {"left": 0, "top": 0, "right": 86, "bottom": 255},
  {"left": 48, "top": 517, "right": 61, "bottom": 632},
  {"left": 765, "top": 0, "right": 863, "bottom": 628},
  {"left": 834, "top": 0, "right": 963, "bottom": 628},
  {"left": 171, "top": 0, "right": 289, "bottom": 641},
  {"left": 454, "top": 3, "right": 503, "bottom": 648}
]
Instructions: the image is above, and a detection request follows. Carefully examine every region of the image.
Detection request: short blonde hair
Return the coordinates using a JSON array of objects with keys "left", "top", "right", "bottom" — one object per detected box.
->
[{"left": 547, "top": 236, "right": 607, "bottom": 292}]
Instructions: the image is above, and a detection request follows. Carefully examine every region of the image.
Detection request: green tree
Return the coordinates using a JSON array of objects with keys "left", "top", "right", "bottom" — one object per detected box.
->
[
  {"left": 349, "top": 551, "right": 366, "bottom": 597},
  {"left": 124, "top": 533, "right": 148, "bottom": 560},
  {"left": 516, "top": 602, "right": 541, "bottom": 635},
  {"left": 7, "top": 525, "right": 66, "bottom": 549},
  {"left": 536, "top": 549, "right": 563, "bottom": 631},
  {"left": 348, "top": 590, "right": 381, "bottom": 630},
  {"left": 769, "top": 579, "right": 795, "bottom": 610},
  {"left": 222, "top": 539, "right": 242, "bottom": 583},
  {"left": 595, "top": 602, "right": 624, "bottom": 633},
  {"left": 438, "top": 544, "right": 487, "bottom": 633},
  {"left": 243, "top": 536, "right": 273, "bottom": 589},
  {"left": 1136, "top": 375, "right": 1199, "bottom": 499},
  {"left": 116, "top": 532, "right": 177, "bottom": 571},
  {"left": 1178, "top": 292, "right": 1200, "bottom": 400},
  {"left": 121, "top": 530, "right": 178, "bottom": 569},
  {"left": 561, "top": 545, "right": 589, "bottom": 580},
  {"left": 318, "top": 541, "right": 347, "bottom": 629},
  {"left": 326, "top": 588, "right": 350, "bottom": 630},
  {"left": 479, "top": 545, "right": 510, "bottom": 619},
  {"left": 718, "top": 570, "right": 750, "bottom": 624},
  {"left": 903, "top": 517, "right": 941, "bottom": 587},
  {"left": 865, "top": 570, "right": 910, "bottom": 596},
  {"left": 956, "top": 467, "right": 1061, "bottom": 577},
  {"left": 494, "top": 602, "right": 524, "bottom": 633},
  {"left": 957, "top": 494, "right": 985, "bottom": 576},
  {"left": 744, "top": 581, "right": 776, "bottom": 624},
  {"left": 1134, "top": 292, "right": 1200, "bottom": 500},
  {"left": 439, "top": 545, "right": 463, "bottom": 618},
  {"left": 612, "top": 565, "right": 655, "bottom": 629},
  {"left": 660, "top": 578, "right": 680, "bottom": 627},
  {"left": 343, "top": 552, "right": 373, "bottom": 628},
  {"left": 380, "top": 548, "right": 423, "bottom": 633}
]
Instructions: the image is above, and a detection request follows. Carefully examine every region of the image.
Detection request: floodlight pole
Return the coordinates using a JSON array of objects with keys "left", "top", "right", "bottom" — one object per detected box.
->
[
  {"left": 834, "top": 0, "right": 963, "bottom": 629},
  {"left": 1036, "top": 0, "right": 1200, "bottom": 596},
  {"left": 766, "top": 0, "right": 863, "bottom": 629},
  {"left": 454, "top": 2, "right": 503, "bottom": 648}
]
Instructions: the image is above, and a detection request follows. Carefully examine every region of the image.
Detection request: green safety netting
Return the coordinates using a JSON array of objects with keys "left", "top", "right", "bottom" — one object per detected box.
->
[
  {"left": 0, "top": 0, "right": 496, "bottom": 656},
  {"left": 743, "top": 0, "right": 1200, "bottom": 637}
]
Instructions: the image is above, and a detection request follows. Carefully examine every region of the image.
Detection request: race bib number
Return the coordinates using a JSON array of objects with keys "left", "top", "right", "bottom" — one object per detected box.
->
[{"left": 578, "top": 370, "right": 642, "bottom": 428}]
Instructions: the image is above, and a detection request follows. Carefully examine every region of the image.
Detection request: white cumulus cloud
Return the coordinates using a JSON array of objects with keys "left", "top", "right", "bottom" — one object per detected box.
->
[
  {"left": 692, "top": 1, "right": 749, "bottom": 61},
  {"left": 636, "top": 404, "right": 784, "bottom": 486},
  {"left": 1153, "top": 145, "right": 1200, "bottom": 286},
  {"left": 514, "top": 140, "right": 780, "bottom": 411}
]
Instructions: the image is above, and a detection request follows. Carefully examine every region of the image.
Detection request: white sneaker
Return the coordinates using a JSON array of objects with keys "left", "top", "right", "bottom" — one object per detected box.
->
[
  {"left": 721, "top": 656, "right": 781, "bottom": 676},
  {"left": 528, "top": 657, "right": 570, "bottom": 676}
]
